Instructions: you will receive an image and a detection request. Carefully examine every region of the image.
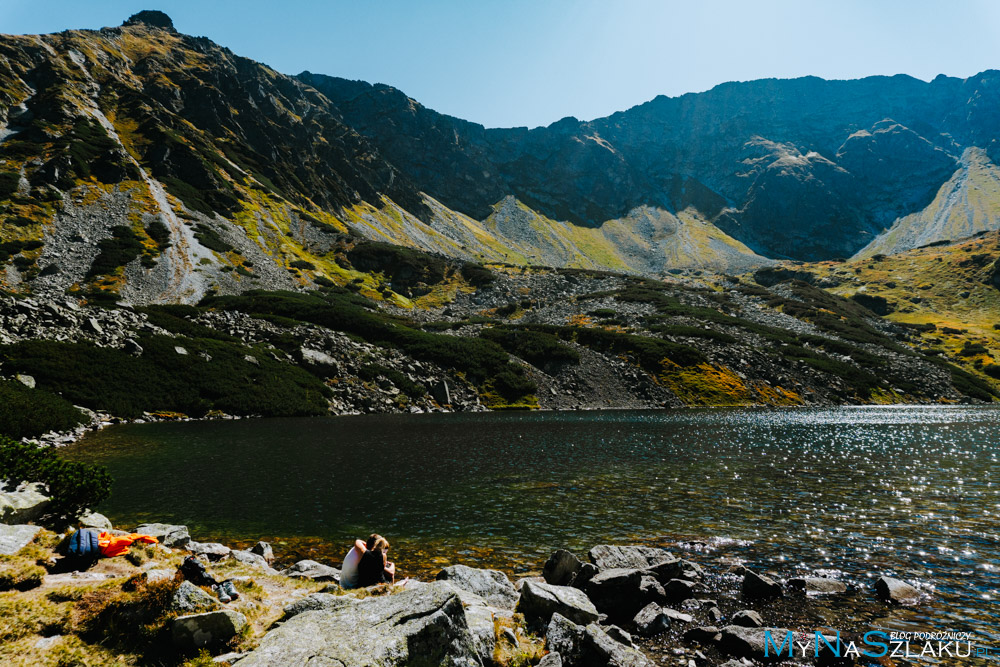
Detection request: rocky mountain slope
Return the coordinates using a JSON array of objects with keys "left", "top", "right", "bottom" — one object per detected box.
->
[
  {"left": 4, "top": 11, "right": 1000, "bottom": 308},
  {"left": 306, "top": 70, "right": 1000, "bottom": 261}
]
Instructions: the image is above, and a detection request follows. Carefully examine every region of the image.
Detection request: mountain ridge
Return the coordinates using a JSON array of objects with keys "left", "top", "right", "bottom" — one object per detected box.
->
[{"left": 1, "top": 13, "right": 1000, "bottom": 305}]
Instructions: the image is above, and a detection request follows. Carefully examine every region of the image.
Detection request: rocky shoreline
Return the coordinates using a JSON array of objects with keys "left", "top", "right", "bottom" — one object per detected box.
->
[{"left": 0, "top": 484, "right": 931, "bottom": 666}]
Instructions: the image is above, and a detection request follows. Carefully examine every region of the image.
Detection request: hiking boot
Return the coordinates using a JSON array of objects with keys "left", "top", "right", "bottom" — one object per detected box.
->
[
  {"left": 221, "top": 579, "right": 239, "bottom": 601},
  {"left": 213, "top": 584, "right": 231, "bottom": 603}
]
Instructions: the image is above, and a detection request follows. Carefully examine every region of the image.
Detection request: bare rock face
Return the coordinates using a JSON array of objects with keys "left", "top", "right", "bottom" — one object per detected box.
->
[
  {"left": 122, "top": 10, "right": 176, "bottom": 30},
  {"left": 517, "top": 580, "right": 600, "bottom": 628},
  {"left": 238, "top": 581, "right": 482, "bottom": 666},
  {"left": 436, "top": 564, "right": 518, "bottom": 609}
]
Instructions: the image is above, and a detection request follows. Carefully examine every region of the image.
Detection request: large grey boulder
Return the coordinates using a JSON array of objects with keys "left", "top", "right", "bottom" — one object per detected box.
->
[
  {"left": 249, "top": 541, "right": 274, "bottom": 563},
  {"left": 720, "top": 625, "right": 838, "bottom": 661},
  {"left": 0, "top": 484, "right": 51, "bottom": 524},
  {"left": 134, "top": 523, "right": 190, "bottom": 547},
  {"left": 588, "top": 545, "right": 673, "bottom": 571},
  {"left": 230, "top": 549, "right": 272, "bottom": 570},
  {"left": 437, "top": 582, "right": 498, "bottom": 665},
  {"left": 543, "top": 549, "right": 583, "bottom": 586},
  {"left": 170, "top": 581, "right": 221, "bottom": 613},
  {"left": 545, "top": 612, "right": 654, "bottom": 666},
  {"left": 537, "top": 653, "right": 563, "bottom": 667},
  {"left": 0, "top": 524, "right": 41, "bottom": 555},
  {"left": 238, "top": 581, "right": 482, "bottom": 666},
  {"left": 517, "top": 580, "right": 600, "bottom": 627},
  {"left": 741, "top": 570, "right": 782, "bottom": 600},
  {"left": 730, "top": 609, "right": 763, "bottom": 628},
  {"left": 875, "top": 576, "right": 921, "bottom": 605},
  {"left": 279, "top": 559, "right": 340, "bottom": 583},
  {"left": 584, "top": 568, "right": 648, "bottom": 620},
  {"left": 77, "top": 511, "right": 113, "bottom": 531},
  {"left": 186, "top": 541, "right": 231, "bottom": 561},
  {"left": 633, "top": 603, "right": 671, "bottom": 636},
  {"left": 788, "top": 576, "right": 847, "bottom": 595},
  {"left": 172, "top": 610, "right": 247, "bottom": 650},
  {"left": 282, "top": 593, "right": 356, "bottom": 619},
  {"left": 436, "top": 564, "right": 518, "bottom": 609},
  {"left": 642, "top": 556, "right": 704, "bottom": 583}
]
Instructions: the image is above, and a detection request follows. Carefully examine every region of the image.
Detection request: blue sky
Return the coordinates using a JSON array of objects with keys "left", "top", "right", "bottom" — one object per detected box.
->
[{"left": 3, "top": 1, "right": 1000, "bottom": 129}]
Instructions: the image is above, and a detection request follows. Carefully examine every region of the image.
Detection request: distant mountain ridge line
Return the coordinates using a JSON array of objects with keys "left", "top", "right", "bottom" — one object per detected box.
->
[{"left": 1, "top": 11, "right": 1000, "bottom": 305}]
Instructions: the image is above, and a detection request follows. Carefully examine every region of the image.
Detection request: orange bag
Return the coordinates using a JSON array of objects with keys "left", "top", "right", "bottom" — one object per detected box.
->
[{"left": 97, "top": 532, "right": 159, "bottom": 558}]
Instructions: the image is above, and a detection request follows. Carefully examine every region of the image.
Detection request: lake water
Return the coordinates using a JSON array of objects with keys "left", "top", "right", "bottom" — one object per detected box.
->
[{"left": 66, "top": 406, "right": 1000, "bottom": 650}]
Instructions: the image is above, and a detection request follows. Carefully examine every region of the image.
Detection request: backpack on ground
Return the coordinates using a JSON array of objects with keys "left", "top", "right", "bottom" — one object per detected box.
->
[
  {"left": 66, "top": 528, "right": 101, "bottom": 560},
  {"left": 180, "top": 555, "right": 219, "bottom": 587}
]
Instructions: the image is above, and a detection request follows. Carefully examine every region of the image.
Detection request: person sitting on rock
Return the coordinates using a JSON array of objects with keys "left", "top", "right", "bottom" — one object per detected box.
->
[
  {"left": 339, "top": 535, "right": 370, "bottom": 589},
  {"left": 356, "top": 534, "right": 395, "bottom": 587}
]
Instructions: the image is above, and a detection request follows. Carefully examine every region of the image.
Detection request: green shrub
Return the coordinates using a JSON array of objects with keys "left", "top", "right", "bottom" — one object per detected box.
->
[
  {"left": 201, "top": 290, "right": 535, "bottom": 401},
  {"left": 346, "top": 242, "right": 448, "bottom": 288},
  {"left": 357, "top": 363, "right": 426, "bottom": 398},
  {"left": 460, "top": 262, "right": 495, "bottom": 286},
  {"left": 87, "top": 226, "right": 145, "bottom": 278},
  {"left": 652, "top": 325, "right": 737, "bottom": 344},
  {"left": 192, "top": 224, "right": 233, "bottom": 254},
  {"left": 145, "top": 220, "right": 171, "bottom": 249},
  {"left": 0, "top": 380, "right": 84, "bottom": 439},
  {"left": 290, "top": 259, "right": 315, "bottom": 270},
  {"left": 0, "top": 171, "right": 20, "bottom": 199},
  {"left": 0, "top": 335, "right": 331, "bottom": 419},
  {"left": 480, "top": 328, "right": 580, "bottom": 367},
  {"left": 0, "top": 436, "right": 112, "bottom": 521}
]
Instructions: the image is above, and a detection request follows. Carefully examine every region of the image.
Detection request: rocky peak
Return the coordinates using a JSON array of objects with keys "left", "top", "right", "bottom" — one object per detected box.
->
[{"left": 122, "top": 10, "right": 175, "bottom": 31}]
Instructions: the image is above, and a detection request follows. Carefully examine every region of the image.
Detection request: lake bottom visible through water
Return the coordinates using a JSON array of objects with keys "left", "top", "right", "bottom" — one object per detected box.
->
[{"left": 65, "top": 406, "right": 1000, "bottom": 656}]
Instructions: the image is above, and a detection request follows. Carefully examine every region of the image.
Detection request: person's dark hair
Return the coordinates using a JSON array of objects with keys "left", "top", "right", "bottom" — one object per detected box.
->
[{"left": 366, "top": 533, "right": 389, "bottom": 551}]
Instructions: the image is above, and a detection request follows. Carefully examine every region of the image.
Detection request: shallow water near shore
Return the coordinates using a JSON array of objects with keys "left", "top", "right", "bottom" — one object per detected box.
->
[{"left": 66, "top": 406, "right": 999, "bottom": 648}]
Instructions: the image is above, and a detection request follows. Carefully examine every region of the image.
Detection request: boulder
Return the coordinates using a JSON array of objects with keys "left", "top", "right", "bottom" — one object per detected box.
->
[
  {"left": 77, "top": 511, "right": 113, "bottom": 531},
  {"left": 517, "top": 580, "right": 600, "bottom": 627},
  {"left": 730, "top": 610, "right": 763, "bottom": 628},
  {"left": 585, "top": 568, "right": 647, "bottom": 620},
  {"left": 249, "top": 541, "right": 274, "bottom": 563},
  {"left": 574, "top": 562, "right": 599, "bottom": 589},
  {"left": 230, "top": 549, "right": 271, "bottom": 570},
  {"left": 186, "top": 541, "right": 231, "bottom": 561},
  {"left": 0, "top": 484, "right": 51, "bottom": 524},
  {"left": 661, "top": 607, "right": 693, "bottom": 624},
  {"left": 134, "top": 523, "right": 190, "bottom": 548},
  {"left": 741, "top": 570, "right": 782, "bottom": 600},
  {"left": 543, "top": 549, "right": 583, "bottom": 586},
  {"left": 583, "top": 623, "right": 655, "bottom": 666},
  {"left": 588, "top": 545, "right": 673, "bottom": 571},
  {"left": 144, "top": 568, "right": 175, "bottom": 584},
  {"left": 643, "top": 557, "right": 704, "bottom": 583},
  {"left": 172, "top": 610, "right": 247, "bottom": 650},
  {"left": 279, "top": 559, "right": 340, "bottom": 583},
  {"left": 282, "top": 593, "right": 356, "bottom": 618},
  {"left": 537, "top": 652, "right": 563, "bottom": 667},
  {"left": 720, "top": 625, "right": 838, "bottom": 661},
  {"left": 875, "top": 576, "right": 921, "bottom": 605},
  {"left": 633, "top": 602, "right": 671, "bottom": 636},
  {"left": 664, "top": 578, "right": 698, "bottom": 602},
  {"left": 683, "top": 626, "right": 721, "bottom": 644},
  {"left": 546, "top": 613, "right": 654, "bottom": 667},
  {"left": 788, "top": 576, "right": 847, "bottom": 595},
  {"left": 170, "top": 581, "right": 221, "bottom": 613},
  {"left": 237, "top": 581, "right": 481, "bottom": 666},
  {"left": 436, "top": 564, "right": 518, "bottom": 609},
  {"left": 437, "top": 582, "right": 498, "bottom": 665},
  {"left": 0, "top": 524, "right": 41, "bottom": 555}
]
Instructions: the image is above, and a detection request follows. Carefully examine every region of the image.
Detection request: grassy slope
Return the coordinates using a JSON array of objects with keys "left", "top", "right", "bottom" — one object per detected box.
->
[
  {"left": 809, "top": 230, "right": 1000, "bottom": 387},
  {"left": 857, "top": 147, "right": 1000, "bottom": 259}
]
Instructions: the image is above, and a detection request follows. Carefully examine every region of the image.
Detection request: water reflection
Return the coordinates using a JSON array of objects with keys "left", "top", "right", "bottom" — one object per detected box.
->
[{"left": 66, "top": 406, "right": 1000, "bottom": 644}]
